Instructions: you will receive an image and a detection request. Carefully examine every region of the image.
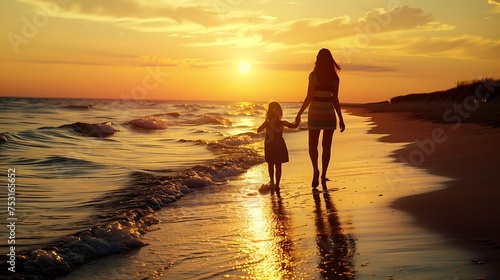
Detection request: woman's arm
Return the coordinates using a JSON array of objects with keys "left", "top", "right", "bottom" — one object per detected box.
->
[
  {"left": 282, "top": 120, "right": 299, "bottom": 129},
  {"left": 332, "top": 80, "right": 345, "bottom": 132},
  {"left": 296, "top": 73, "right": 315, "bottom": 123}
]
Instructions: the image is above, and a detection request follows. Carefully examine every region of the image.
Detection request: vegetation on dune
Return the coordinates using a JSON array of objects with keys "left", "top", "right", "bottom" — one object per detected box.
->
[
  {"left": 345, "top": 78, "right": 500, "bottom": 127},
  {"left": 389, "top": 78, "right": 500, "bottom": 104}
]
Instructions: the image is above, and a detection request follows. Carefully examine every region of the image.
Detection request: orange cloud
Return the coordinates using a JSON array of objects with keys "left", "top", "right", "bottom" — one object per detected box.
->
[
  {"left": 487, "top": 0, "right": 500, "bottom": 13},
  {"left": 10, "top": 55, "right": 233, "bottom": 69},
  {"left": 17, "top": 0, "right": 268, "bottom": 33},
  {"left": 387, "top": 34, "right": 500, "bottom": 60},
  {"left": 185, "top": 5, "right": 451, "bottom": 53}
]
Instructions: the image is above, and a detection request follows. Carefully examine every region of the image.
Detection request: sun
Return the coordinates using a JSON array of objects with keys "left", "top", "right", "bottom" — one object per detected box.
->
[{"left": 237, "top": 61, "right": 251, "bottom": 74}]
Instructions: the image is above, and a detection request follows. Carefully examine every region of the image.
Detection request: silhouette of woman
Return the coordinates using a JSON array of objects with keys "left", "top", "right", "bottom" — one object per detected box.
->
[{"left": 296, "top": 48, "right": 345, "bottom": 188}]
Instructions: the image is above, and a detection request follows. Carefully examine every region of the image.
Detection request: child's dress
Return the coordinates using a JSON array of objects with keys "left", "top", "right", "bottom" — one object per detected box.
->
[{"left": 263, "top": 117, "right": 289, "bottom": 164}]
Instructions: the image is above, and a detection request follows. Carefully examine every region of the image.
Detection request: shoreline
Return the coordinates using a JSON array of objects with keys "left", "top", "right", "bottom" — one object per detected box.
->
[
  {"left": 344, "top": 104, "right": 500, "bottom": 275},
  {"left": 57, "top": 109, "right": 494, "bottom": 279}
]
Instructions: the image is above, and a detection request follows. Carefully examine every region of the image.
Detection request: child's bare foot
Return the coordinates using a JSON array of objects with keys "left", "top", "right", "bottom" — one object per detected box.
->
[
  {"left": 273, "top": 185, "right": 281, "bottom": 196},
  {"left": 259, "top": 182, "right": 274, "bottom": 194}
]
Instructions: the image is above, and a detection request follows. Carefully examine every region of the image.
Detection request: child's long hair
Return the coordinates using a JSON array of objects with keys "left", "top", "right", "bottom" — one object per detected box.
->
[{"left": 266, "top": 102, "right": 283, "bottom": 121}]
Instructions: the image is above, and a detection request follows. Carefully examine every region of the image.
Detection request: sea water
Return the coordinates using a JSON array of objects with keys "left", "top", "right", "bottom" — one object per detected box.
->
[{"left": 0, "top": 97, "right": 302, "bottom": 278}]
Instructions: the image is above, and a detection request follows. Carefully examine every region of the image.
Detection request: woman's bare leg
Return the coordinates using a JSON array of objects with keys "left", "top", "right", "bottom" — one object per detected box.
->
[
  {"left": 321, "top": 130, "right": 335, "bottom": 186},
  {"left": 309, "top": 129, "right": 321, "bottom": 187}
]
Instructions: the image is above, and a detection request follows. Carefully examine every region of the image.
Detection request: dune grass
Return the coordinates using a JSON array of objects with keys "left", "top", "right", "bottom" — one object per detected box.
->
[{"left": 344, "top": 78, "right": 500, "bottom": 127}]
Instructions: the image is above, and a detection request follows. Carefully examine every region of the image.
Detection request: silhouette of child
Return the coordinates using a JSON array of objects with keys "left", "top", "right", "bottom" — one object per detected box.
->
[{"left": 258, "top": 102, "right": 299, "bottom": 192}]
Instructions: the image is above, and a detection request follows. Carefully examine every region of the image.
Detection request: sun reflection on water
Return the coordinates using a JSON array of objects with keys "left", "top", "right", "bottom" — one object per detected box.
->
[
  {"left": 238, "top": 194, "right": 295, "bottom": 279},
  {"left": 234, "top": 166, "right": 295, "bottom": 279},
  {"left": 231, "top": 165, "right": 356, "bottom": 279}
]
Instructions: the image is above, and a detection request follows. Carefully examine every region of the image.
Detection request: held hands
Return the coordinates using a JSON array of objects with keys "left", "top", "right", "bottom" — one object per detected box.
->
[
  {"left": 295, "top": 115, "right": 301, "bottom": 125},
  {"left": 292, "top": 115, "right": 301, "bottom": 128}
]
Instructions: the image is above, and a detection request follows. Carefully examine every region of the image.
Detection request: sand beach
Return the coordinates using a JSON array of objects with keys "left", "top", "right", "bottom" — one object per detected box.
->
[{"left": 346, "top": 104, "right": 500, "bottom": 275}]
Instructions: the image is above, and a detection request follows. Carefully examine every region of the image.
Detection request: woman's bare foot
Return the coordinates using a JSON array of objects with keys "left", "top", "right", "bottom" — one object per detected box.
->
[{"left": 312, "top": 170, "right": 319, "bottom": 188}]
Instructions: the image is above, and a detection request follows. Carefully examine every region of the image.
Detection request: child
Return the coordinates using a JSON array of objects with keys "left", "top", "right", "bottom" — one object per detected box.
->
[{"left": 258, "top": 102, "right": 299, "bottom": 192}]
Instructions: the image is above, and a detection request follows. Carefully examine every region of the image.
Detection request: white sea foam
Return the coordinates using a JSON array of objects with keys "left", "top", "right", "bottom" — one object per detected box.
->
[{"left": 22, "top": 220, "right": 147, "bottom": 279}]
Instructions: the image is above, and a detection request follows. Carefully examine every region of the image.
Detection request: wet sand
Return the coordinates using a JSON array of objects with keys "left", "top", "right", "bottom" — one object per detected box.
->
[
  {"left": 65, "top": 111, "right": 495, "bottom": 279},
  {"left": 345, "top": 105, "right": 500, "bottom": 277}
]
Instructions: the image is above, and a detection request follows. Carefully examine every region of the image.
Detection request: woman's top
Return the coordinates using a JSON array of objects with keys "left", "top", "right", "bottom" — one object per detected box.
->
[{"left": 307, "top": 71, "right": 339, "bottom": 130}]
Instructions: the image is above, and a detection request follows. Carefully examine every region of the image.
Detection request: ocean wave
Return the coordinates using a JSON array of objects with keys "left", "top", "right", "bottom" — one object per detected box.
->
[
  {"left": 164, "top": 112, "right": 181, "bottom": 118},
  {"left": 65, "top": 105, "right": 94, "bottom": 110},
  {"left": 174, "top": 103, "right": 201, "bottom": 111},
  {"left": 8, "top": 133, "right": 264, "bottom": 279},
  {"left": 40, "top": 155, "right": 97, "bottom": 166},
  {"left": 10, "top": 155, "right": 99, "bottom": 169},
  {"left": 228, "top": 103, "right": 266, "bottom": 116},
  {"left": 18, "top": 217, "right": 150, "bottom": 279},
  {"left": 0, "top": 131, "right": 53, "bottom": 150},
  {"left": 126, "top": 116, "right": 169, "bottom": 130},
  {"left": 63, "top": 122, "right": 119, "bottom": 137},
  {"left": 174, "top": 103, "right": 219, "bottom": 111},
  {"left": 213, "top": 132, "right": 261, "bottom": 146},
  {"left": 176, "top": 115, "right": 232, "bottom": 127},
  {"left": 147, "top": 112, "right": 181, "bottom": 119},
  {"left": 179, "top": 132, "right": 262, "bottom": 147}
]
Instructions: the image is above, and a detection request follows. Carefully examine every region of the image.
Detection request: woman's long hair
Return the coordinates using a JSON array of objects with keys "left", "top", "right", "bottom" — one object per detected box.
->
[{"left": 313, "top": 48, "right": 341, "bottom": 89}]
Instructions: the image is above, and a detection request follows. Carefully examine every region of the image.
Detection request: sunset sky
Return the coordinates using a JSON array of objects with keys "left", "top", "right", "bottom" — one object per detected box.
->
[{"left": 1, "top": 0, "right": 499, "bottom": 103}]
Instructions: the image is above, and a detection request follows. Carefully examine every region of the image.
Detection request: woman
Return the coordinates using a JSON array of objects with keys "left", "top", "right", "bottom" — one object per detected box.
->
[{"left": 296, "top": 48, "right": 345, "bottom": 188}]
